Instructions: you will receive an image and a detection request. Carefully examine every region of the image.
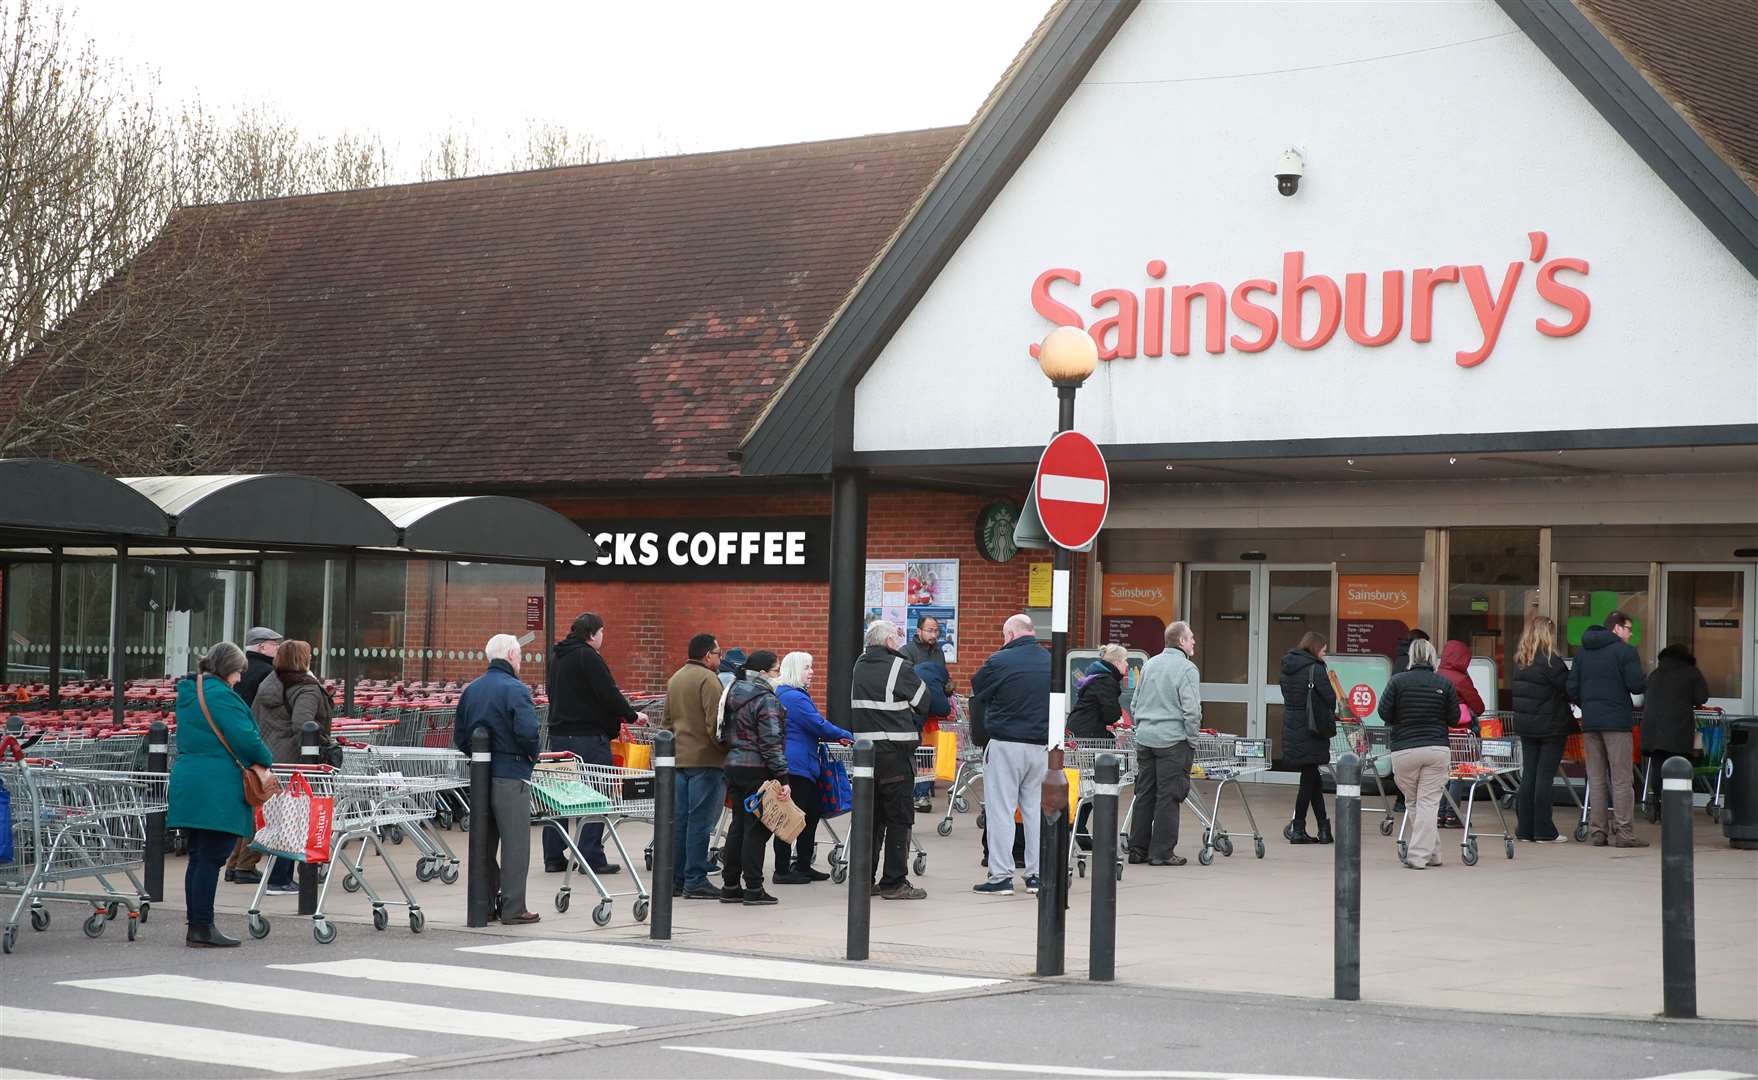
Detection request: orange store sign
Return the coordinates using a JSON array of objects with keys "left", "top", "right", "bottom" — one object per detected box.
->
[
  {"left": 1029, "top": 231, "right": 1589, "bottom": 368},
  {"left": 1101, "top": 574, "right": 1176, "bottom": 656},
  {"left": 1337, "top": 574, "right": 1420, "bottom": 657}
]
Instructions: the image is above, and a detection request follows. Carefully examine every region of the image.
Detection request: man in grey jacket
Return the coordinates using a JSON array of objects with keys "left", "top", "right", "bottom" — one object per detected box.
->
[{"left": 1128, "top": 621, "right": 1203, "bottom": 865}]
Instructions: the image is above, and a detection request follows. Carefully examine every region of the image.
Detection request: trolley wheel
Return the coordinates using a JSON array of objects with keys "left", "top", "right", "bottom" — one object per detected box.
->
[
  {"left": 106, "top": 900, "right": 119, "bottom": 921},
  {"left": 592, "top": 901, "right": 613, "bottom": 927},
  {"left": 3, "top": 927, "right": 14, "bottom": 954},
  {"left": 138, "top": 901, "right": 150, "bottom": 924},
  {"left": 953, "top": 795, "right": 969, "bottom": 814},
  {"left": 831, "top": 863, "right": 848, "bottom": 885},
  {"left": 1076, "top": 858, "right": 1087, "bottom": 879},
  {"left": 936, "top": 818, "right": 953, "bottom": 837},
  {"left": 829, "top": 844, "right": 845, "bottom": 869},
  {"left": 29, "top": 907, "right": 49, "bottom": 932},
  {"left": 976, "top": 811, "right": 986, "bottom": 830},
  {"left": 1705, "top": 804, "right": 1719, "bottom": 823},
  {"left": 912, "top": 853, "right": 927, "bottom": 877},
  {"left": 1461, "top": 839, "right": 1480, "bottom": 866},
  {"left": 1216, "top": 835, "right": 1234, "bottom": 858},
  {"left": 1573, "top": 822, "right": 1590, "bottom": 842},
  {"left": 1114, "top": 860, "right": 1124, "bottom": 882},
  {"left": 1197, "top": 846, "right": 1214, "bottom": 866},
  {"left": 555, "top": 890, "right": 571, "bottom": 914},
  {"left": 1501, "top": 793, "right": 1516, "bottom": 810},
  {"left": 1255, "top": 837, "right": 1266, "bottom": 859},
  {"left": 313, "top": 919, "right": 337, "bottom": 945},
  {"left": 83, "top": 912, "right": 106, "bottom": 939},
  {"left": 1504, "top": 837, "right": 1515, "bottom": 860},
  {"left": 439, "top": 863, "right": 459, "bottom": 885},
  {"left": 1396, "top": 840, "right": 1408, "bottom": 863},
  {"left": 342, "top": 871, "right": 361, "bottom": 893},
  {"left": 389, "top": 826, "right": 403, "bottom": 846},
  {"left": 126, "top": 916, "right": 138, "bottom": 942},
  {"left": 372, "top": 906, "right": 389, "bottom": 932},
  {"left": 457, "top": 812, "right": 471, "bottom": 833},
  {"left": 632, "top": 898, "right": 650, "bottom": 923},
  {"left": 644, "top": 846, "right": 653, "bottom": 871},
  {"left": 435, "top": 807, "right": 453, "bottom": 830},
  {"left": 248, "top": 914, "right": 270, "bottom": 939},
  {"left": 409, "top": 909, "right": 425, "bottom": 934},
  {"left": 415, "top": 860, "right": 437, "bottom": 883},
  {"left": 1379, "top": 817, "right": 1395, "bottom": 836}
]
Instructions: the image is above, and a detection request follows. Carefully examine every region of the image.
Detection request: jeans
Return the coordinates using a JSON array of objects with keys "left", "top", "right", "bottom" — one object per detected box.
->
[
  {"left": 1583, "top": 729, "right": 1636, "bottom": 843},
  {"left": 1393, "top": 746, "right": 1450, "bottom": 865},
  {"left": 1129, "top": 742, "right": 1193, "bottom": 861},
  {"left": 672, "top": 767, "right": 727, "bottom": 891},
  {"left": 267, "top": 854, "right": 295, "bottom": 889},
  {"left": 722, "top": 765, "right": 776, "bottom": 892},
  {"left": 1515, "top": 735, "right": 1567, "bottom": 840},
  {"left": 872, "top": 747, "right": 916, "bottom": 889},
  {"left": 486, "top": 775, "right": 532, "bottom": 916},
  {"left": 981, "top": 740, "right": 1046, "bottom": 879},
  {"left": 1292, "top": 764, "right": 1328, "bottom": 829},
  {"left": 184, "top": 828, "right": 237, "bottom": 928},
  {"left": 544, "top": 734, "right": 613, "bottom": 868},
  {"left": 774, "top": 772, "right": 823, "bottom": 871}
]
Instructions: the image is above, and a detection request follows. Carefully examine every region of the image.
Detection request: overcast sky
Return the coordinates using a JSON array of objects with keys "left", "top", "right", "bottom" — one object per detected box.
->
[{"left": 63, "top": 0, "right": 1048, "bottom": 167}]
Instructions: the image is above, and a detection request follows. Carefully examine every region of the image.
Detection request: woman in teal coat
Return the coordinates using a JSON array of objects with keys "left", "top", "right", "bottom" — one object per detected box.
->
[{"left": 168, "top": 642, "right": 274, "bottom": 947}]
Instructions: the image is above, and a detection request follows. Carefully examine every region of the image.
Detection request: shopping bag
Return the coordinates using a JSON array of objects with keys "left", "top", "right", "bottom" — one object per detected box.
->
[
  {"left": 934, "top": 729, "right": 959, "bottom": 782},
  {"left": 609, "top": 739, "right": 628, "bottom": 767},
  {"left": 623, "top": 741, "right": 652, "bottom": 770},
  {"left": 752, "top": 779, "right": 806, "bottom": 843},
  {"left": 817, "top": 747, "right": 853, "bottom": 819},
  {"left": 251, "top": 771, "right": 334, "bottom": 864}
]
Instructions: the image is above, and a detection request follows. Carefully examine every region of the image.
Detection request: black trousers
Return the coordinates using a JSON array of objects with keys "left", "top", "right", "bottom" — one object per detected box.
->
[
  {"left": 1293, "top": 764, "right": 1328, "bottom": 828},
  {"left": 722, "top": 765, "right": 776, "bottom": 892},
  {"left": 773, "top": 772, "right": 823, "bottom": 870},
  {"left": 872, "top": 749, "right": 915, "bottom": 889},
  {"left": 1516, "top": 735, "right": 1567, "bottom": 840}
]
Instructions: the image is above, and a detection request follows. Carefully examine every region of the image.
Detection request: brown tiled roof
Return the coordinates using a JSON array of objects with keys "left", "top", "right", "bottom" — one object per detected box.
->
[
  {"left": 1574, "top": 0, "right": 1758, "bottom": 190},
  {"left": 148, "top": 129, "right": 962, "bottom": 489}
]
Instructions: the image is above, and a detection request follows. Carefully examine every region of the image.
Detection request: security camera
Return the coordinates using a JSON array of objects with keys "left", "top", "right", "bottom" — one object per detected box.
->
[{"left": 1276, "top": 148, "right": 1304, "bottom": 197}]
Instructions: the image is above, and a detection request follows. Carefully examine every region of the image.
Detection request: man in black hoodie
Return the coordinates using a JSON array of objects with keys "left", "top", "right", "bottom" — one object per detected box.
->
[
  {"left": 545, "top": 613, "right": 645, "bottom": 874},
  {"left": 1567, "top": 611, "right": 1648, "bottom": 848}
]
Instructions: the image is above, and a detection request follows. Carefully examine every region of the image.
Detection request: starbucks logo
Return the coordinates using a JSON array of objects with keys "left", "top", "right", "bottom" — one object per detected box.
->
[{"left": 975, "top": 501, "right": 1021, "bottom": 563}]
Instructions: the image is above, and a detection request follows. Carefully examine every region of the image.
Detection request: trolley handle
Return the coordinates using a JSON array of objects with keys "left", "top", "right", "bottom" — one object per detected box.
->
[{"left": 538, "top": 751, "right": 583, "bottom": 762}]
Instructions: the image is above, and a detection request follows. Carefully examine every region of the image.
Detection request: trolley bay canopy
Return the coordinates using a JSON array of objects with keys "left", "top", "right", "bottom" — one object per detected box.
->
[{"left": 0, "top": 460, "right": 602, "bottom": 719}]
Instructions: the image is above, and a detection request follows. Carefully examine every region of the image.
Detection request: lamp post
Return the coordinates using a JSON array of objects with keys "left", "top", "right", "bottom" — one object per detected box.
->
[{"left": 1035, "top": 325, "right": 1096, "bottom": 977}]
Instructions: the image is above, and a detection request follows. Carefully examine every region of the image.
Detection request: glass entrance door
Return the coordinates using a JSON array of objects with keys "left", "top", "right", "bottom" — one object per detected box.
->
[
  {"left": 1261, "top": 568, "right": 1335, "bottom": 746},
  {"left": 1660, "top": 566, "right": 1754, "bottom": 712},
  {"left": 1184, "top": 564, "right": 1334, "bottom": 741}
]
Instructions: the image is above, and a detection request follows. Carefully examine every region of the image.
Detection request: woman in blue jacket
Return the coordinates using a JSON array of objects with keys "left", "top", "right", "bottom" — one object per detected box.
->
[{"left": 772, "top": 651, "right": 851, "bottom": 884}]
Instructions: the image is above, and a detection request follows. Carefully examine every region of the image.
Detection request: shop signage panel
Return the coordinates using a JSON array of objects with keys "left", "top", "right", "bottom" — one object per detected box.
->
[
  {"left": 1101, "top": 573, "right": 1176, "bottom": 656},
  {"left": 1337, "top": 574, "right": 1420, "bottom": 658},
  {"left": 557, "top": 516, "right": 828, "bottom": 582}
]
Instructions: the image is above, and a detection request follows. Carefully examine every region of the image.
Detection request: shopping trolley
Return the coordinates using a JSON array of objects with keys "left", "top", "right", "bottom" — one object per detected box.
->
[
  {"left": 1180, "top": 733, "right": 1271, "bottom": 865},
  {"left": 1, "top": 731, "right": 146, "bottom": 771},
  {"left": 1325, "top": 721, "right": 1398, "bottom": 835},
  {"left": 335, "top": 745, "right": 468, "bottom": 885},
  {"left": 1638, "top": 708, "right": 1728, "bottom": 822},
  {"left": 935, "top": 720, "right": 983, "bottom": 837},
  {"left": 1395, "top": 731, "right": 1522, "bottom": 866},
  {"left": 822, "top": 743, "right": 936, "bottom": 880},
  {"left": 1066, "top": 734, "right": 1135, "bottom": 881},
  {"left": 528, "top": 752, "right": 654, "bottom": 925},
  {"left": 1, "top": 755, "right": 168, "bottom": 953}
]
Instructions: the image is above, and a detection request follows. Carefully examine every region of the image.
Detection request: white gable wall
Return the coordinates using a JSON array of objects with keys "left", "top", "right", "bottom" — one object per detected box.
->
[{"left": 852, "top": 0, "right": 1758, "bottom": 453}]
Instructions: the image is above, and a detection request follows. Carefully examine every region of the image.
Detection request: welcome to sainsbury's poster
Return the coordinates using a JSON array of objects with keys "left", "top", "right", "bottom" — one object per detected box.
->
[
  {"left": 1337, "top": 574, "right": 1420, "bottom": 657},
  {"left": 1101, "top": 574, "right": 1176, "bottom": 655}
]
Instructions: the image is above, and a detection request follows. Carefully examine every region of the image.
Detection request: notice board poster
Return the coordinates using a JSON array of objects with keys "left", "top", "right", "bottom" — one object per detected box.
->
[
  {"left": 1101, "top": 574, "right": 1176, "bottom": 655},
  {"left": 1337, "top": 574, "right": 1420, "bottom": 658},
  {"left": 866, "top": 559, "right": 961, "bottom": 664}
]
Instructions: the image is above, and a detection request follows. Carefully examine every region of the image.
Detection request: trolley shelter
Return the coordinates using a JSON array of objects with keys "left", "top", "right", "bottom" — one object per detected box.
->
[{"left": 0, "top": 459, "right": 600, "bottom": 722}]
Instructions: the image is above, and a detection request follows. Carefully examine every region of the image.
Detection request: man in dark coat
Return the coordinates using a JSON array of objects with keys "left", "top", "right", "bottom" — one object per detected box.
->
[
  {"left": 1639, "top": 644, "right": 1709, "bottom": 817},
  {"left": 970, "top": 614, "right": 1051, "bottom": 894},
  {"left": 1390, "top": 628, "right": 1429, "bottom": 676},
  {"left": 454, "top": 634, "right": 543, "bottom": 923},
  {"left": 1566, "top": 611, "right": 1648, "bottom": 847},
  {"left": 545, "top": 612, "right": 645, "bottom": 874}
]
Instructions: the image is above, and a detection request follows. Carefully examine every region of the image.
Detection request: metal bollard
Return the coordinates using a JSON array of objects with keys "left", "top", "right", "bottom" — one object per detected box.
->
[
  {"left": 650, "top": 730, "right": 676, "bottom": 941},
  {"left": 298, "top": 722, "right": 322, "bottom": 915},
  {"left": 846, "top": 740, "right": 875, "bottom": 962},
  {"left": 1334, "top": 752, "right": 1361, "bottom": 1002},
  {"left": 144, "top": 720, "right": 169, "bottom": 902},
  {"left": 467, "top": 727, "right": 495, "bottom": 928},
  {"left": 1089, "top": 753, "right": 1121, "bottom": 982},
  {"left": 1661, "top": 754, "right": 1696, "bottom": 1019}
]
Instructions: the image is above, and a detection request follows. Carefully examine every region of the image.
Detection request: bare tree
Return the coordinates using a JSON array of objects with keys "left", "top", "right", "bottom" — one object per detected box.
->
[
  {"left": 420, "top": 126, "right": 482, "bottom": 181},
  {"left": 514, "top": 120, "right": 605, "bottom": 171}
]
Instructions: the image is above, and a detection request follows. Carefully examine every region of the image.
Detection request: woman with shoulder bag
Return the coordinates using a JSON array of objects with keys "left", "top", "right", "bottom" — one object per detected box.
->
[
  {"left": 1512, "top": 616, "right": 1574, "bottom": 843},
  {"left": 1279, "top": 632, "right": 1338, "bottom": 844},
  {"left": 252, "top": 639, "right": 337, "bottom": 893},
  {"left": 168, "top": 642, "right": 276, "bottom": 947}
]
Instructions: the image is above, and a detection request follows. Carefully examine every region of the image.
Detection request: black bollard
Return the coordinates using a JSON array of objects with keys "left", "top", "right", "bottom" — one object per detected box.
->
[
  {"left": 298, "top": 722, "right": 322, "bottom": 915},
  {"left": 467, "top": 726, "right": 494, "bottom": 928},
  {"left": 1089, "top": 753, "right": 1120, "bottom": 982},
  {"left": 1334, "top": 752, "right": 1361, "bottom": 1001},
  {"left": 1037, "top": 749, "right": 1070, "bottom": 978},
  {"left": 1660, "top": 754, "right": 1696, "bottom": 1019},
  {"left": 650, "top": 730, "right": 676, "bottom": 941},
  {"left": 846, "top": 740, "right": 875, "bottom": 962},
  {"left": 144, "top": 720, "right": 169, "bottom": 902}
]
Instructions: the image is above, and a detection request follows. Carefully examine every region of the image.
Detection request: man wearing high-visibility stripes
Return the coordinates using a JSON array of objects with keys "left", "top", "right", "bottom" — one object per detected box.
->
[{"left": 849, "top": 619, "right": 931, "bottom": 900}]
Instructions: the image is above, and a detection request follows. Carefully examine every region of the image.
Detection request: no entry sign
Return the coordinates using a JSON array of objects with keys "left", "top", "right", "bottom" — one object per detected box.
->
[{"left": 1032, "top": 431, "right": 1110, "bottom": 550}]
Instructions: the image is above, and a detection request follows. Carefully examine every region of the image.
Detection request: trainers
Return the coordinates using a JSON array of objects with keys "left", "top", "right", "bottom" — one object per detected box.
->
[
  {"left": 719, "top": 885, "right": 745, "bottom": 903},
  {"left": 773, "top": 870, "right": 812, "bottom": 885},
  {"left": 682, "top": 884, "right": 723, "bottom": 900},
  {"left": 264, "top": 883, "right": 299, "bottom": 896},
  {"left": 1024, "top": 875, "right": 1041, "bottom": 894},
  {"left": 229, "top": 869, "right": 263, "bottom": 884},
  {"left": 799, "top": 866, "right": 831, "bottom": 882},
  {"left": 743, "top": 889, "right": 780, "bottom": 905},
  {"left": 1612, "top": 837, "right": 1651, "bottom": 848},
  {"left": 880, "top": 880, "right": 926, "bottom": 900},
  {"left": 972, "top": 878, "right": 1014, "bottom": 896}
]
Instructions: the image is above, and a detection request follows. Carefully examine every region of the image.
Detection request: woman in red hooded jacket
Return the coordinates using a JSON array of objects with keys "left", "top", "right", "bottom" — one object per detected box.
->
[{"left": 1434, "top": 640, "right": 1484, "bottom": 827}]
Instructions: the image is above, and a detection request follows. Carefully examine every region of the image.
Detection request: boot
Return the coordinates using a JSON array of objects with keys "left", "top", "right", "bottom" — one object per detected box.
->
[
  {"left": 798, "top": 843, "right": 830, "bottom": 881},
  {"left": 1315, "top": 820, "right": 1334, "bottom": 845},
  {"left": 1285, "top": 820, "right": 1314, "bottom": 845},
  {"left": 186, "top": 924, "right": 240, "bottom": 948}
]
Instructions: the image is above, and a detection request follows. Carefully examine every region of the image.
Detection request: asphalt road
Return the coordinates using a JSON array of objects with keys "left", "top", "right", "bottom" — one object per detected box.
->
[{"left": 2, "top": 914, "right": 1753, "bottom": 1080}]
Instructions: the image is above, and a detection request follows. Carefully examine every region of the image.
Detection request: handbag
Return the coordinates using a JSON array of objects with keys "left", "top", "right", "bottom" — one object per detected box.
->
[
  {"left": 252, "top": 770, "right": 334, "bottom": 863},
  {"left": 1305, "top": 666, "right": 1338, "bottom": 740},
  {"left": 195, "top": 674, "right": 280, "bottom": 807},
  {"left": 817, "top": 745, "right": 853, "bottom": 818}
]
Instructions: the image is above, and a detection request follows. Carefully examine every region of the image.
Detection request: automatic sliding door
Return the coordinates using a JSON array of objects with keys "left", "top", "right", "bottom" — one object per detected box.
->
[{"left": 1185, "top": 567, "right": 1253, "bottom": 736}]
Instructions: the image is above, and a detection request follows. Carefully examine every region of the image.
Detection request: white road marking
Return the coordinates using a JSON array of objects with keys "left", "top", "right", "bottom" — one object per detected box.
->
[
  {"left": 0, "top": 1070, "right": 95, "bottom": 1080},
  {"left": 59, "top": 973, "right": 628, "bottom": 1043},
  {"left": 461, "top": 939, "right": 1005, "bottom": 994},
  {"left": 668, "top": 1048, "right": 1379, "bottom": 1079},
  {"left": 270, "top": 958, "right": 827, "bottom": 1016},
  {"left": 1640, "top": 1073, "right": 1756, "bottom": 1080},
  {"left": 1040, "top": 473, "right": 1106, "bottom": 504},
  {"left": 0, "top": 1007, "right": 409, "bottom": 1074}
]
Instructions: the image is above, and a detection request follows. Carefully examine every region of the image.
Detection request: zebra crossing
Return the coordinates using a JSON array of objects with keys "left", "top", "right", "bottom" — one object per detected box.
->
[{"left": 0, "top": 939, "right": 1007, "bottom": 1079}]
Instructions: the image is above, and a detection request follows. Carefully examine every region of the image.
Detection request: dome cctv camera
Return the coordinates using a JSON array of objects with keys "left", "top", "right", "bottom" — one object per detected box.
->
[{"left": 1276, "top": 148, "right": 1304, "bottom": 197}]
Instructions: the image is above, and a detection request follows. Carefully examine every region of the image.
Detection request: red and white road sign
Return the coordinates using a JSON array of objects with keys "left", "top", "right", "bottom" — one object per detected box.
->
[
  {"left": 1032, "top": 431, "right": 1110, "bottom": 550},
  {"left": 1347, "top": 683, "right": 1377, "bottom": 719}
]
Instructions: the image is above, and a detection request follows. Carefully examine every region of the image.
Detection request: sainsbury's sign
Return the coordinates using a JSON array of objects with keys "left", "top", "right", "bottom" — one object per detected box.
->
[{"left": 1029, "top": 231, "right": 1589, "bottom": 368}]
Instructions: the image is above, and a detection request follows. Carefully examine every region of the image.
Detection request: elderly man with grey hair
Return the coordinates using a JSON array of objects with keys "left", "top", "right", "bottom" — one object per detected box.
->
[
  {"left": 1128, "top": 620, "right": 1203, "bottom": 866},
  {"left": 848, "top": 619, "right": 931, "bottom": 899},
  {"left": 454, "top": 634, "right": 544, "bottom": 923},
  {"left": 969, "top": 614, "right": 1051, "bottom": 895}
]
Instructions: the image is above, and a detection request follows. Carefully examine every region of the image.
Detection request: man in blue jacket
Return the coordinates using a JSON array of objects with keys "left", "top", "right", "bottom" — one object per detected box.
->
[
  {"left": 1567, "top": 610, "right": 1649, "bottom": 848},
  {"left": 970, "top": 614, "right": 1050, "bottom": 896},
  {"left": 455, "top": 634, "right": 543, "bottom": 924}
]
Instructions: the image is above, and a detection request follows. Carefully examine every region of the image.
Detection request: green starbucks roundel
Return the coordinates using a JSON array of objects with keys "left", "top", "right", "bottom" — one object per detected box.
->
[{"left": 975, "top": 501, "right": 1021, "bottom": 563}]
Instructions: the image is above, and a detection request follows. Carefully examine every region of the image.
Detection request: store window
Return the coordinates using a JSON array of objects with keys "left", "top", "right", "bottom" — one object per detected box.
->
[
  {"left": 1447, "top": 529, "right": 1540, "bottom": 705},
  {"left": 1665, "top": 570, "right": 1745, "bottom": 699},
  {"left": 1557, "top": 574, "right": 1648, "bottom": 659}
]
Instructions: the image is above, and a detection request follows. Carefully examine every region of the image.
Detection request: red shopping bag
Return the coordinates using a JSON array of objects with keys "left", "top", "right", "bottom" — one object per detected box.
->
[{"left": 252, "top": 771, "right": 334, "bottom": 864}]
